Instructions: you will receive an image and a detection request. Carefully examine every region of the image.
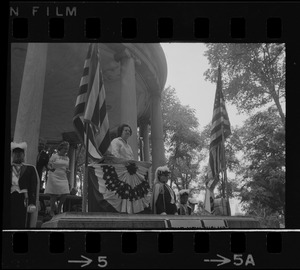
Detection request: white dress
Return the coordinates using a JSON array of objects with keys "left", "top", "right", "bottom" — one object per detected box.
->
[
  {"left": 111, "top": 137, "right": 134, "bottom": 160},
  {"left": 45, "top": 153, "right": 70, "bottom": 195}
]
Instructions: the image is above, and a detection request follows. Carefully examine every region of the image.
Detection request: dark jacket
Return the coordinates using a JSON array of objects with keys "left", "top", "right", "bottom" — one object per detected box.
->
[
  {"left": 11, "top": 164, "right": 38, "bottom": 205},
  {"left": 178, "top": 204, "right": 192, "bottom": 215},
  {"left": 155, "top": 184, "right": 178, "bottom": 215}
]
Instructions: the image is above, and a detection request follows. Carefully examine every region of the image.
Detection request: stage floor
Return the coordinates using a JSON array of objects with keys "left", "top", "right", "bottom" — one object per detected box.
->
[{"left": 41, "top": 212, "right": 261, "bottom": 229}]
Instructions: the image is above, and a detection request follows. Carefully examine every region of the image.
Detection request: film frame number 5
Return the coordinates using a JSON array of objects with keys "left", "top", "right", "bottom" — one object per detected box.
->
[{"left": 98, "top": 256, "right": 108, "bottom": 268}]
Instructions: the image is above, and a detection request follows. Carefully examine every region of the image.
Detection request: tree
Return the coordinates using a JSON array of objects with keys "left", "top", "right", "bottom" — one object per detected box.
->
[
  {"left": 161, "top": 86, "right": 205, "bottom": 190},
  {"left": 204, "top": 43, "right": 285, "bottom": 126},
  {"left": 235, "top": 107, "right": 285, "bottom": 219}
]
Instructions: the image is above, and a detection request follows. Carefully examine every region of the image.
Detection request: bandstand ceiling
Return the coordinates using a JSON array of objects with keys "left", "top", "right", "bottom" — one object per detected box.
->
[{"left": 10, "top": 43, "right": 167, "bottom": 144}]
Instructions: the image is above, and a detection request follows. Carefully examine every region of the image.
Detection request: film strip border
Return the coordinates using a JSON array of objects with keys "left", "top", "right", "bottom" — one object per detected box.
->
[
  {"left": 6, "top": 1, "right": 300, "bottom": 269},
  {"left": 8, "top": 2, "right": 300, "bottom": 42},
  {"left": 2, "top": 231, "right": 300, "bottom": 268}
]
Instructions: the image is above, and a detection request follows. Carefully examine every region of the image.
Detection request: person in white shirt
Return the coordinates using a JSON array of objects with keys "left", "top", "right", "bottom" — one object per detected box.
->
[
  {"left": 45, "top": 141, "right": 70, "bottom": 217},
  {"left": 110, "top": 124, "right": 134, "bottom": 160}
]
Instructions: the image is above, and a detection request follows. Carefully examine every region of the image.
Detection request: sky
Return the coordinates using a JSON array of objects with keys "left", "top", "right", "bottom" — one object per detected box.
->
[
  {"left": 160, "top": 42, "right": 248, "bottom": 130},
  {"left": 160, "top": 43, "right": 247, "bottom": 214}
]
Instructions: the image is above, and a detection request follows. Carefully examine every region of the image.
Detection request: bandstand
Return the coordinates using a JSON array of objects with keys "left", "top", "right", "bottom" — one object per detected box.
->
[
  {"left": 11, "top": 43, "right": 168, "bottom": 179},
  {"left": 10, "top": 43, "right": 170, "bottom": 228},
  {"left": 10, "top": 43, "right": 260, "bottom": 228}
]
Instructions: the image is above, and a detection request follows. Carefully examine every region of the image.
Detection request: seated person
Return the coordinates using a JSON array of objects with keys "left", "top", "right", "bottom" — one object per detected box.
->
[
  {"left": 110, "top": 124, "right": 134, "bottom": 160},
  {"left": 178, "top": 189, "right": 192, "bottom": 215},
  {"left": 150, "top": 166, "right": 178, "bottom": 215}
]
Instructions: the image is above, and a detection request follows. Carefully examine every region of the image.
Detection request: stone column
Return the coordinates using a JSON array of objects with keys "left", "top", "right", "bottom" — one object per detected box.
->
[
  {"left": 14, "top": 43, "right": 48, "bottom": 165},
  {"left": 13, "top": 43, "right": 48, "bottom": 227},
  {"left": 68, "top": 145, "right": 76, "bottom": 189},
  {"left": 138, "top": 135, "right": 143, "bottom": 161},
  {"left": 140, "top": 121, "right": 152, "bottom": 187},
  {"left": 140, "top": 121, "right": 150, "bottom": 162},
  {"left": 115, "top": 48, "right": 138, "bottom": 160},
  {"left": 150, "top": 93, "right": 166, "bottom": 180}
]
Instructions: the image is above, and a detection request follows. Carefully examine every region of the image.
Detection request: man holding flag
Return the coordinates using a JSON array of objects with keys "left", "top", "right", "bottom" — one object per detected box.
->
[{"left": 204, "top": 64, "right": 231, "bottom": 215}]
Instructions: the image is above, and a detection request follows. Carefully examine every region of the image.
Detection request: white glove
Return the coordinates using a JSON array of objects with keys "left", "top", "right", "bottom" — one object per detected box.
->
[{"left": 27, "top": 204, "right": 37, "bottom": 213}]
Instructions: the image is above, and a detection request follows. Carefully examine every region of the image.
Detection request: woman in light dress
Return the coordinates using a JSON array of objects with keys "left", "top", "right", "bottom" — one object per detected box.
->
[
  {"left": 45, "top": 141, "right": 70, "bottom": 216},
  {"left": 111, "top": 124, "right": 134, "bottom": 160}
]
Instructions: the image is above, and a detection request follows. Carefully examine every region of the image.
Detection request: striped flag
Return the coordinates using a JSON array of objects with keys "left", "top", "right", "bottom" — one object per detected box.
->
[
  {"left": 73, "top": 43, "right": 111, "bottom": 160},
  {"left": 205, "top": 64, "right": 231, "bottom": 190},
  {"left": 204, "top": 187, "right": 215, "bottom": 213}
]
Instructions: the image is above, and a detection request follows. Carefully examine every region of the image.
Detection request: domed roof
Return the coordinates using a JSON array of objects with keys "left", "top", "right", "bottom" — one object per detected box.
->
[{"left": 11, "top": 43, "right": 167, "bottom": 144}]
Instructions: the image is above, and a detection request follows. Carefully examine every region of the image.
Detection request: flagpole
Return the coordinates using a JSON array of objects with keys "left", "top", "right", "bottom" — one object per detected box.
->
[
  {"left": 221, "top": 122, "right": 231, "bottom": 216},
  {"left": 209, "top": 63, "right": 231, "bottom": 216},
  {"left": 221, "top": 124, "right": 226, "bottom": 199},
  {"left": 82, "top": 121, "right": 89, "bottom": 213},
  {"left": 222, "top": 129, "right": 229, "bottom": 199}
]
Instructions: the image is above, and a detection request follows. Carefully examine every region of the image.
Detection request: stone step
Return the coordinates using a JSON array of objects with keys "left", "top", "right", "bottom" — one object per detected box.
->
[{"left": 41, "top": 212, "right": 261, "bottom": 229}]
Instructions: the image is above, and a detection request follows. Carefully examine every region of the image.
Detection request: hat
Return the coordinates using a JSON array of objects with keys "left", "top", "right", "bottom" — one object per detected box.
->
[
  {"left": 11, "top": 142, "right": 27, "bottom": 163},
  {"left": 11, "top": 142, "right": 27, "bottom": 152},
  {"left": 156, "top": 166, "right": 170, "bottom": 176},
  {"left": 156, "top": 165, "right": 170, "bottom": 173},
  {"left": 154, "top": 165, "right": 170, "bottom": 183},
  {"left": 179, "top": 189, "right": 190, "bottom": 196},
  {"left": 57, "top": 141, "right": 70, "bottom": 150}
]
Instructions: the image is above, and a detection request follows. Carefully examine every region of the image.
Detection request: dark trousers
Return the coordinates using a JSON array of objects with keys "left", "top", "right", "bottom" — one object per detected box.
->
[{"left": 10, "top": 192, "right": 27, "bottom": 228}]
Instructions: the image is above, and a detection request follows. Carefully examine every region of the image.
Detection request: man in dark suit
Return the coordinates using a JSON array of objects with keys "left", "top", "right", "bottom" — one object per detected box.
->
[
  {"left": 178, "top": 189, "right": 192, "bottom": 215},
  {"left": 36, "top": 144, "right": 50, "bottom": 192},
  {"left": 9, "top": 142, "right": 39, "bottom": 228}
]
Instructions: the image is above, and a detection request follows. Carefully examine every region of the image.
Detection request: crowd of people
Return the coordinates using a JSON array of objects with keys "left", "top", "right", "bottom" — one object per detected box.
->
[{"left": 8, "top": 123, "right": 203, "bottom": 228}]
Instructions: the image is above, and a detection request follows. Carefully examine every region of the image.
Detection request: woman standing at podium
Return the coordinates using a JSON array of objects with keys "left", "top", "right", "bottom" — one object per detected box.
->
[{"left": 45, "top": 141, "right": 70, "bottom": 217}]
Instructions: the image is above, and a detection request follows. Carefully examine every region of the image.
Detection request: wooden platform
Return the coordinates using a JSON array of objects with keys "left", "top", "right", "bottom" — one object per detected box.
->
[{"left": 41, "top": 212, "right": 261, "bottom": 229}]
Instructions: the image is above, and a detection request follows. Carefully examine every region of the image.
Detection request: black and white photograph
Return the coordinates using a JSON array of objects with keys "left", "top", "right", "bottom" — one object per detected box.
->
[{"left": 8, "top": 42, "right": 286, "bottom": 229}]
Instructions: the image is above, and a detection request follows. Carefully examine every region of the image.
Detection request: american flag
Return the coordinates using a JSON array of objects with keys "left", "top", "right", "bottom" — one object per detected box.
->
[
  {"left": 206, "top": 65, "right": 231, "bottom": 190},
  {"left": 73, "top": 43, "right": 111, "bottom": 160},
  {"left": 204, "top": 186, "right": 215, "bottom": 213}
]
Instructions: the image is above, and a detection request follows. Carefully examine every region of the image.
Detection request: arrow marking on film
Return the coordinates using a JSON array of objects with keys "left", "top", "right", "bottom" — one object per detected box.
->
[
  {"left": 68, "top": 255, "right": 93, "bottom": 267},
  {"left": 204, "top": 254, "right": 231, "bottom": 266}
]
